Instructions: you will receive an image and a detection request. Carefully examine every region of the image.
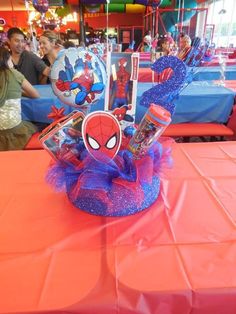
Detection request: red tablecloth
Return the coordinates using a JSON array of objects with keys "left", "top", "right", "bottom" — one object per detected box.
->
[
  {"left": 1, "top": 142, "right": 236, "bottom": 313},
  {"left": 139, "top": 52, "right": 151, "bottom": 61},
  {"left": 138, "top": 67, "right": 158, "bottom": 82},
  {"left": 223, "top": 80, "right": 236, "bottom": 93}
]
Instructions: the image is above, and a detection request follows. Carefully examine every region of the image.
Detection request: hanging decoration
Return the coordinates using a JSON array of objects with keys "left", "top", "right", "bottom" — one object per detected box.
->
[
  {"left": 30, "top": 10, "right": 63, "bottom": 30},
  {"left": 32, "top": 0, "right": 49, "bottom": 13},
  {"left": 147, "top": 0, "right": 163, "bottom": 6}
]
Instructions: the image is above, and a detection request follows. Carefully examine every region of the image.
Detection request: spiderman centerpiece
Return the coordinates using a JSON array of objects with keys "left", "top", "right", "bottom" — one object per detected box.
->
[
  {"left": 45, "top": 55, "right": 189, "bottom": 217},
  {"left": 46, "top": 109, "right": 173, "bottom": 217}
]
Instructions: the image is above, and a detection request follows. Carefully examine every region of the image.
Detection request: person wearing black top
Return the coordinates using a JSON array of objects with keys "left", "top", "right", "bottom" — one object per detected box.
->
[
  {"left": 39, "top": 31, "right": 64, "bottom": 84},
  {"left": 7, "top": 28, "right": 50, "bottom": 85}
]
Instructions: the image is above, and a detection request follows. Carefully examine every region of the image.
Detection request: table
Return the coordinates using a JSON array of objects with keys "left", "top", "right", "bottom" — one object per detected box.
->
[
  {"left": 138, "top": 67, "right": 159, "bottom": 82},
  {"left": 21, "top": 82, "right": 235, "bottom": 125},
  {"left": 139, "top": 52, "right": 151, "bottom": 61},
  {"left": 139, "top": 60, "right": 152, "bottom": 68},
  {"left": 222, "top": 80, "right": 236, "bottom": 93},
  {"left": 193, "top": 65, "right": 236, "bottom": 81},
  {"left": 201, "top": 58, "right": 236, "bottom": 67},
  {"left": 138, "top": 65, "right": 236, "bottom": 81},
  {"left": 1, "top": 141, "right": 236, "bottom": 313}
]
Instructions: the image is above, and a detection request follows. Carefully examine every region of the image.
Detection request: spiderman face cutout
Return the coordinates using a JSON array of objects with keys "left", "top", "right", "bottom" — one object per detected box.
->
[{"left": 82, "top": 111, "right": 121, "bottom": 163}]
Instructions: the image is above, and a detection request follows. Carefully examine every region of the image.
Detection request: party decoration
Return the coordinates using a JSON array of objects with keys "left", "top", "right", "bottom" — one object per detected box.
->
[
  {"left": 134, "top": 0, "right": 162, "bottom": 6},
  {"left": 128, "top": 104, "right": 171, "bottom": 159},
  {"left": 46, "top": 131, "right": 172, "bottom": 216},
  {"left": 140, "top": 55, "right": 187, "bottom": 115},
  {"left": 47, "top": 105, "right": 65, "bottom": 122},
  {"left": 50, "top": 47, "right": 106, "bottom": 109},
  {"left": 82, "top": 111, "right": 122, "bottom": 163},
  {"left": 43, "top": 56, "right": 189, "bottom": 217},
  {"left": 88, "top": 43, "right": 105, "bottom": 59},
  {"left": 32, "top": 0, "right": 49, "bottom": 13},
  {"left": 40, "top": 111, "right": 84, "bottom": 165},
  {"left": 147, "top": 0, "right": 163, "bottom": 6},
  {"left": 105, "top": 52, "right": 139, "bottom": 128}
]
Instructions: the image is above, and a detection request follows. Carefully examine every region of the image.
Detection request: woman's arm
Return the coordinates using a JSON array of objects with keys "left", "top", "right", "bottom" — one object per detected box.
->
[
  {"left": 22, "top": 79, "right": 40, "bottom": 98},
  {"left": 39, "top": 66, "right": 51, "bottom": 84}
]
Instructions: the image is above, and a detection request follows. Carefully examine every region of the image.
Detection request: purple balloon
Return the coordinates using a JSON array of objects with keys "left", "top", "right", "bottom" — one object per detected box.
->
[
  {"left": 81, "top": 0, "right": 106, "bottom": 3},
  {"left": 135, "top": 0, "right": 163, "bottom": 6},
  {"left": 33, "top": 0, "right": 49, "bottom": 13},
  {"left": 148, "top": 0, "right": 163, "bottom": 6}
]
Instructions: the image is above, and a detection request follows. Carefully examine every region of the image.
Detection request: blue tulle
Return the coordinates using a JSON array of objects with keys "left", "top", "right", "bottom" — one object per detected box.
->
[{"left": 46, "top": 139, "right": 172, "bottom": 216}]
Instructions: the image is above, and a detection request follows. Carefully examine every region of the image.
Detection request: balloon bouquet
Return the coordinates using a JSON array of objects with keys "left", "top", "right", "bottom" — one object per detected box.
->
[{"left": 42, "top": 38, "right": 190, "bottom": 216}]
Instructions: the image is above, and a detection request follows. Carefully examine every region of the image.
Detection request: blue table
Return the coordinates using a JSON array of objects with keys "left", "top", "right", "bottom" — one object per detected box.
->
[
  {"left": 21, "top": 82, "right": 235, "bottom": 125},
  {"left": 139, "top": 63, "right": 236, "bottom": 80},
  {"left": 193, "top": 66, "right": 236, "bottom": 81},
  {"left": 139, "top": 60, "right": 152, "bottom": 68}
]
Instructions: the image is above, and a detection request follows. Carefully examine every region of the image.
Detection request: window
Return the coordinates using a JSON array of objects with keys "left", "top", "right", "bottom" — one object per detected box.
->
[{"left": 207, "top": 0, "right": 236, "bottom": 47}]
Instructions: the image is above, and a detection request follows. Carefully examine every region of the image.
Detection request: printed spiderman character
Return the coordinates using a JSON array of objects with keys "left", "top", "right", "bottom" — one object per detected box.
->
[
  {"left": 82, "top": 111, "right": 121, "bottom": 163},
  {"left": 56, "top": 53, "right": 104, "bottom": 106},
  {"left": 111, "top": 57, "right": 131, "bottom": 110},
  {"left": 47, "top": 114, "right": 84, "bottom": 165},
  {"left": 112, "top": 104, "right": 134, "bottom": 123}
]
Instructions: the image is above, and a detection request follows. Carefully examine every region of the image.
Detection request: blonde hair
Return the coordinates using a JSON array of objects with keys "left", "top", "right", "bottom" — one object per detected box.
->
[
  {"left": 181, "top": 35, "right": 191, "bottom": 46},
  {"left": 41, "top": 31, "right": 62, "bottom": 45}
]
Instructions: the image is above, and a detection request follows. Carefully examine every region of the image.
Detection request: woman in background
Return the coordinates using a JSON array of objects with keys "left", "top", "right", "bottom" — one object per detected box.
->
[
  {"left": 143, "top": 31, "right": 152, "bottom": 52},
  {"left": 157, "top": 37, "right": 171, "bottom": 56},
  {"left": 177, "top": 34, "right": 192, "bottom": 61},
  {"left": 39, "top": 31, "right": 64, "bottom": 83},
  {"left": 0, "top": 47, "right": 39, "bottom": 151}
]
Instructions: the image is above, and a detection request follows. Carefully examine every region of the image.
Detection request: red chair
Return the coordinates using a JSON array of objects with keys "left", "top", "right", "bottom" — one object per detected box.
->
[
  {"left": 163, "top": 123, "right": 234, "bottom": 141},
  {"left": 226, "top": 105, "right": 236, "bottom": 140}
]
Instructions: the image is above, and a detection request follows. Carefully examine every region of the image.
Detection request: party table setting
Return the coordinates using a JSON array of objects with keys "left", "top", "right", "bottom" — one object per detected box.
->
[
  {"left": 21, "top": 80, "right": 235, "bottom": 125},
  {"left": 138, "top": 64, "right": 236, "bottom": 81},
  {"left": 2, "top": 38, "right": 236, "bottom": 314},
  {"left": 1, "top": 141, "right": 236, "bottom": 314}
]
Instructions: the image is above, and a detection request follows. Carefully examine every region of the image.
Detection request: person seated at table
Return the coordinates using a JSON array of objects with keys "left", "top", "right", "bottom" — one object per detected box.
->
[
  {"left": 177, "top": 34, "right": 192, "bottom": 61},
  {"left": 7, "top": 27, "right": 50, "bottom": 85},
  {"left": 155, "top": 38, "right": 174, "bottom": 82},
  {"left": 39, "top": 31, "right": 64, "bottom": 84},
  {"left": 151, "top": 33, "right": 159, "bottom": 52},
  {"left": 143, "top": 31, "right": 152, "bottom": 52},
  {"left": 0, "top": 47, "right": 40, "bottom": 151},
  {"left": 157, "top": 37, "right": 171, "bottom": 56}
]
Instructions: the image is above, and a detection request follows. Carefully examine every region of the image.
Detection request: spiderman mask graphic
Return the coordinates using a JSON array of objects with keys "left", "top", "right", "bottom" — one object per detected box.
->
[{"left": 82, "top": 112, "right": 121, "bottom": 163}]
